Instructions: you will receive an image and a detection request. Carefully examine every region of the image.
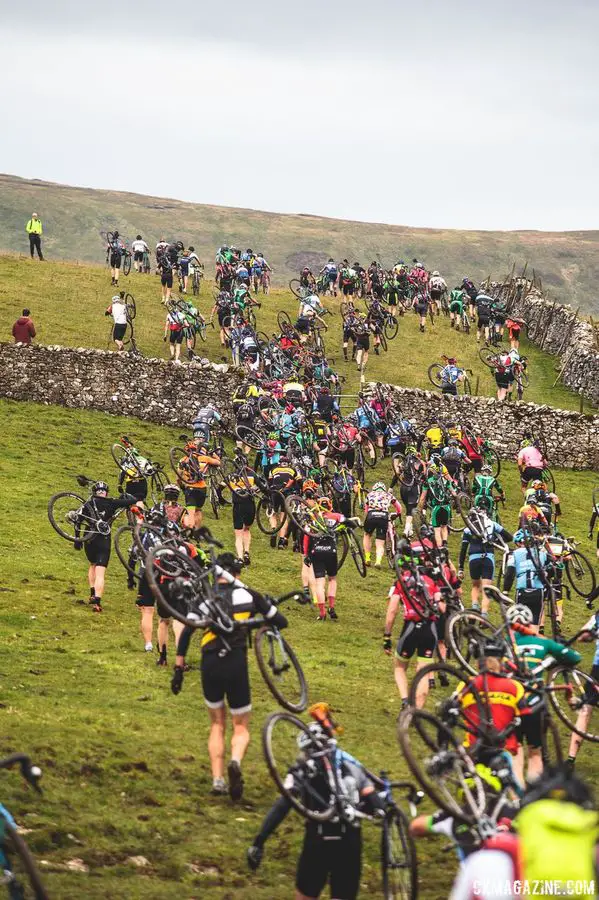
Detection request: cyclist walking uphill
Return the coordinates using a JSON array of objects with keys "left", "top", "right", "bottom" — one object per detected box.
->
[
  {"left": 74, "top": 481, "right": 136, "bottom": 612},
  {"left": 164, "top": 304, "right": 185, "bottom": 363},
  {"left": 458, "top": 510, "right": 512, "bottom": 614},
  {"left": 428, "top": 271, "right": 447, "bottom": 314},
  {"left": 319, "top": 258, "right": 338, "bottom": 296},
  {"left": 247, "top": 703, "right": 386, "bottom": 899},
  {"left": 172, "top": 553, "right": 288, "bottom": 799},
  {"left": 517, "top": 436, "right": 547, "bottom": 492},
  {"left": 418, "top": 461, "right": 453, "bottom": 548},
  {"left": 363, "top": 481, "right": 402, "bottom": 568},
  {"left": 439, "top": 357, "right": 465, "bottom": 395},
  {"left": 105, "top": 291, "right": 128, "bottom": 351},
  {"left": 449, "top": 287, "right": 466, "bottom": 329},
  {"left": 174, "top": 438, "right": 222, "bottom": 533},
  {"left": 503, "top": 529, "right": 550, "bottom": 629},
  {"left": 131, "top": 235, "right": 149, "bottom": 273},
  {"left": 474, "top": 289, "right": 493, "bottom": 343},
  {"left": 107, "top": 231, "right": 125, "bottom": 286},
  {"left": 192, "top": 402, "right": 222, "bottom": 444},
  {"left": 384, "top": 540, "right": 445, "bottom": 709}
]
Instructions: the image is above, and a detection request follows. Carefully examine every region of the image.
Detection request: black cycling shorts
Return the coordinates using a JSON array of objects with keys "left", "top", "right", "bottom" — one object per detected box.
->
[
  {"left": 430, "top": 288, "right": 442, "bottom": 301},
  {"left": 201, "top": 647, "right": 251, "bottom": 714},
  {"left": 217, "top": 308, "right": 231, "bottom": 327},
  {"left": 469, "top": 555, "right": 495, "bottom": 581},
  {"left": 110, "top": 251, "right": 122, "bottom": 269},
  {"left": 295, "top": 316, "right": 311, "bottom": 334},
  {"left": 310, "top": 549, "right": 338, "bottom": 579},
  {"left": 296, "top": 826, "right": 361, "bottom": 900},
  {"left": 113, "top": 323, "right": 127, "bottom": 341},
  {"left": 395, "top": 620, "right": 437, "bottom": 661},
  {"left": 133, "top": 250, "right": 144, "bottom": 262},
  {"left": 415, "top": 303, "right": 427, "bottom": 316},
  {"left": 584, "top": 665, "right": 599, "bottom": 706},
  {"left": 169, "top": 329, "right": 183, "bottom": 345},
  {"left": 477, "top": 316, "right": 490, "bottom": 328},
  {"left": 338, "top": 448, "right": 355, "bottom": 469},
  {"left": 184, "top": 487, "right": 207, "bottom": 510},
  {"left": 136, "top": 574, "right": 170, "bottom": 618},
  {"left": 232, "top": 497, "right": 256, "bottom": 530},
  {"left": 124, "top": 479, "right": 147, "bottom": 502},
  {"left": 161, "top": 271, "right": 174, "bottom": 288},
  {"left": 342, "top": 283, "right": 355, "bottom": 296},
  {"left": 442, "top": 383, "right": 458, "bottom": 396},
  {"left": 516, "top": 709, "right": 543, "bottom": 749},
  {"left": 400, "top": 485, "right": 420, "bottom": 515},
  {"left": 515, "top": 588, "right": 544, "bottom": 624},
  {"left": 495, "top": 371, "right": 514, "bottom": 388},
  {"left": 355, "top": 334, "right": 370, "bottom": 351},
  {"left": 343, "top": 325, "right": 355, "bottom": 342},
  {"left": 84, "top": 535, "right": 111, "bottom": 568},
  {"left": 364, "top": 511, "right": 388, "bottom": 539},
  {"left": 520, "top": 466, "right": 543, "bottom": 486}
]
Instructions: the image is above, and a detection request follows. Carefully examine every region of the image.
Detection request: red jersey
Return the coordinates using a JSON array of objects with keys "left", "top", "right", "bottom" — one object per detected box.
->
[
  {"left": 389, "top": 572, "right": 439, "bottom": 622},
  {"left": 460, "top": 672, "right": 526, "bottom": 753},
  {"left": 460, "top": 434, "right": 483, "bottom": 462}
]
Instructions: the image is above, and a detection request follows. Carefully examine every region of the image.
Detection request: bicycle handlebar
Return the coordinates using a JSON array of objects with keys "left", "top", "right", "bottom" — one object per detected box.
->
[{"left": 0, "top": 754, "right": 43, "bottom": 792}]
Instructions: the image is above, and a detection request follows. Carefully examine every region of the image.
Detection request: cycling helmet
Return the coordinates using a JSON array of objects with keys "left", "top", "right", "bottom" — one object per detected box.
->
[
  {"left": 175, "top": 240, "right": 184, "bottom": 251},
  {"left": 92, "top": 481, "right": 109, "bottom": 495},
  {"left": 524, "top": 489, "right": 537, "bottom": 503},
  {"left": 427, "top": 462, "right": 439, "bottom": 474},
  {"left": 136, "top": 234, "right": 142, "bottom": 240},
  {"left": 482, "top": 638, "right": 506, "bottom": 658},
  {"left": 372, "top": 481, "right": 386, "bottom": 492},
  {"left": 405, "top": 444, "right": 418, "bottom": 456},
  {"left": 113, "top": 231, "right": 119, "bottom": 239},
  {"left": 188, "top": 246, "right": 195, "bottom": 252},
  {"left": 246, "top": 248, "right": 253, "bottom": 254},
  {"left": 216, "top": 552, "right": 244, "bottom": 576},
  {"left": 149, "top": 501, "right": 167, "bottom": 520},
  {"left": 318, "top": 497, "right": 333, "bottom": 511},
  {"left": 164, "top": 483, "right": 181, "bottom": 500},
  {"left": 297, "top": 722, "right": 329, "bottom": 751},
  {"left": 447, "top": 438, "right": 458, "bottom": 447},
  {"left": 506, "top": 604, "right": 534, "bottom": 627},
  {"left": 530, "top": 479, "right": 545, "bottom": 490},
  {"left": 513, "top": 529, "right": 526, "bottom": 543}
]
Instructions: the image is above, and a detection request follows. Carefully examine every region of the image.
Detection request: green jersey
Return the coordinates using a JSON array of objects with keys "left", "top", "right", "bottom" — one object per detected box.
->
[
  {"left": 513, "top": 631, "right": 580, "bottom": 671},
  {"left": 473, "top": 473, "right": 500, "bottom": 498}
]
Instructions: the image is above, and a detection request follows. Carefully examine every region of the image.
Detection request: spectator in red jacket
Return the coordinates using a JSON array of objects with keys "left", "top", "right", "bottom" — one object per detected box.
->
[{"left": 12, "top": 309, "right": 36, "bottom": 345}]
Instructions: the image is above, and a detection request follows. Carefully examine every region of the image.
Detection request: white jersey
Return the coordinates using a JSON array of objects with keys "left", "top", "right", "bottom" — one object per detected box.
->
[
  {"left": 110, "top": 298, "right": 128, "bottom": 325},
  {"left": 429, "top": 275, "right": 446, "bottom": 291},
  {"left": 131, "top": 240, "right": 149, "bottom": 254}
]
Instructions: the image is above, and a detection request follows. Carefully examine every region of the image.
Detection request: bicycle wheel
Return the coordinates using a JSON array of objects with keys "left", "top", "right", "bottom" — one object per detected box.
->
[
  {"left": 150, "top": 469, "right": 167, "bottom": 503},
  {"left": 540, "top": 713, "right": 564, "bottom": 769},
  {"left": 397, "top": 708, "right": 485, "bottom": 823},
  {"left": 547, "top": 666, "right": 599, "bottom": 743},
  {"left": 0, "top": 819, "right": 50, "bottom": 899},
  {"left": 123, "top": 253, "right": 131, "bottom": 276},
  {"left": 542, "top": 467, "right": 556, "bottom": 493},
  {"left": 337, "top": 531, "right": 349, "bottom": 571},
  {"left": 255, "top": 626, "right": 308, "bottom": 712},
  {"left": 289, "top": 279, "right": 303, "bottom": 299},
  {"left": 114, "top": 524, "right": 142, "bottom": 579},
  {"left": 427, "top": 363, "right": 444, "bottom": 388},
  {"left": 346, "top": 529, "right": 366, "bottom": 578},
  {"left": 463, "top": 314, "right": 471, "bottom": 334},
  {"left": 169, "top": 446, "right": 193, "bottom": 483},
  {"left": 384, "top": 317, "right": 399, "bottom": 341},
  {"left": 47, "top": 492, "right": 93, "bottom": 543},
  {"left": 408, "top": 663, "right": 488, "bottom": 746},
  {"left": 124, "top": 292, "right": 136, "bottom": 320},
  {"left": 277, "top": 310, "right": 292, "bottom": 331},
  {"left": 262, "top": 712, "right": 336, "bottom": 822},
  {"left": 482, "top": 446, "right": 501, "bottom": 478},
  {"left": 256, "top": 492, "right": 287, "bottom": 535},
  {"left": 362, "top": 436, "right": 377, "bottom": 468},
  {"left": 379, "top": 331, "right": 388, "bottom": 353},
  {"left": 286, "top": 494, "right": 319, "bottom": 535},
  {"left": 478, "top": 347, "right": 498, "bottom": 368},
  {"left": 235, "top": 424, "right": 267, "bottom": 451},
  {"left": 111, "top": 442, "right": 133, "bottom": 473},
  {"left": 208, "top": 479, "right": 220, "bottom": 519},
  {"left": 449, "top": 492, "right": 470, "bottom": 533},
  {"left": 145, "top": 545, "right": 207, "bottom": 624},
  {"left": 381, "top": 806, "right": 418, "bottom": 900},
  {"left": 445, "top": 610, "right": 497, "bottom": 676},
  {"left": 565, "top": 549, "right": 596, "bottom": 598}
]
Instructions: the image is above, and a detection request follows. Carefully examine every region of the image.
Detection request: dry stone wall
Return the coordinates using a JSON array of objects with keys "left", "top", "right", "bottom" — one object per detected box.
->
[
  {"left": 511, "top": 289, "right": 599, "bottom": 406},
  {"left": 1, "top": 343, "right": 598, "bottom": 470}
]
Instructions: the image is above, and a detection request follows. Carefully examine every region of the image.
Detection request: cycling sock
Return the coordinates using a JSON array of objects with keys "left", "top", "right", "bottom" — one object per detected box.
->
[
  {"left": 365, "top": 552, "right": 371, "bottom": 563},
  {"left": 327, "top": 595, "right": 335, "bottom": 609},
  {"left": 318, "top": 602, "right": 326, "bottom": 618},
  {"left": 375, "top": 551, "right": 384, "bottom": 566}
]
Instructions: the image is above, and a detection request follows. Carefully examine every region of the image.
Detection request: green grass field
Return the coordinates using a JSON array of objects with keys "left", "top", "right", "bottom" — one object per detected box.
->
[
  {"left": 3, "top": 173, "right": 599, "bottom": 311},
  {"left": 1, "top": 397, "right": 598, "bottom": 900},
  {"left": 0, "top": 254, "right": 592, "bottom": 413}
]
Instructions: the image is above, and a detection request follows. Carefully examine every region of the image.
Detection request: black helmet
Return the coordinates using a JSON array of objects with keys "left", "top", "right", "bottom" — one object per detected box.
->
[
  {"left": 216, "top": 552, "right": 244, "bottom": 575},
  {"left": 92, "top": 480, "right": 109, "bottom": 495},
  {"left": 175, "top": 240, "right": 184, "bottom": 251},
  {"left": 482, "top": 638, "right": 505, "bottom": 658},
  {"left": 188, "top": 245, "right": 194, "bottom": 252},
  {"left": 136, "top": 234, "right": 142, "bottom": 240},
  {"left": 113, "top": 231, "right": 119, "bottom": 239}
]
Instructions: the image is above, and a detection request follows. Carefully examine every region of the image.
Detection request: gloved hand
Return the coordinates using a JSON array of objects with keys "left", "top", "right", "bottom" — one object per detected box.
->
[
  {"left": 171, "top": 665, "right": 184, "bottom": 695},
  {"left": 247, "top": 844, "right": 263, "bottom": 871},
  {"left": 270, "top": 611, "right": 288, "bottom": 630},
  {"left": 457, "top": 569, "right": 464, "bottom": 580},
  {"left": 383, "top": 635, "right": 392, "bottom": 655},
  {"left": 348, "top": 517, "right": 361, "bottom": 528},
  {"left": 74, "top": 541, "right": 82, "bottom": 551}
]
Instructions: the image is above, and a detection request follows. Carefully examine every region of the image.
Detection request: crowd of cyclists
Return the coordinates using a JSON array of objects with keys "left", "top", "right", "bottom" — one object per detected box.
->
[{"left": 46, "top": 340, "right": 599, "bottom": 897}]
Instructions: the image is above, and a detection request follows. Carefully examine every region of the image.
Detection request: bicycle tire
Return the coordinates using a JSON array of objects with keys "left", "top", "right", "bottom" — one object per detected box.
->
[
  {"left": 47, "top": 491, "right": 94, "bottom": 543},
  {"left": 262, "top": 712, "right": 336, "bottom": 822},
  {"left": 255, "top": 626, "right": 308, "bottom": 712},
  {"left": 482, "top": 446, "right": 501, "bottom": 478},
  {"left": 384, "top": 317, "right": 399, "bottom": 341},
  {"left": 478, "top": 347, "right": 498, "bottom": 368},
  {"left": 337, "top": 531, "right": 349, "bottom": 571},
  {"left": 150, "top": 469, "right": 167, "bottom": 504},
  {"left": 427, "top": 363, "right": 443, "bottom": 389},
  {"left": 347, "top": 529, "right": 367, "bottom": 578},
  {"left": 256, "top": 492, "right": 287, "bottom": 535},
  {"left": 445, "top": 610, "right": 497, "bottom": 676},
  {"left": 110, "top": 441, "right": 132, "bottom": 473},
  {"left": 381, "top": 805, "right": 418, "bottom": 900},
  {"left": 145, "top": 545, "right": 207, "bottom": 624},
  {"left": 362, "top": 436, "right": 377, "bottom": 468},
  {"left": 547, "top": 666, "right": 599, "bottom": 743},
  {"left": 565, "top": 549, "right": 596, "bottom": 598},
  {"left": 124, "top": 292, "right": 136, "bottom": 320},
  {"left": 378, "top": 331, "right": 388, "bottom": 353},
  {"left": 169, "top": 446, "right": 195, "bottom": 484},
  {"left": 235, "top": 425, "right": 268, "bottom": 451},
  {"left": 277, "top": 310, "right": 293, "bottom": 331},
  {"left": 123, "top": 253, "right": 131, "bottom": 276},
  {"left": 542, "top": 467, "right": 555, "bottom": 493},
  {"left": 289, "top": 279, "right": 303, "bottom": 299},
  {"left": 114, "top": 524, "right": 142, "bottom": 579},
  {"left": 1, "top": 820, "right": 50, "bottom": 900}
]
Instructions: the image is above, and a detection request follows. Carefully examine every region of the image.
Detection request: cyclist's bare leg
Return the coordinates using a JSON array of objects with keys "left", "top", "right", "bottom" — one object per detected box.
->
[
  {"left": 91, "top": 564, "right": 106, "bottom": 600},
  {"left": 374, "top": 537, "right": 385, "bottom": 567},
  {"left": 394, "top": 659, "right": 409, "bottom": 701},
  {"left": 231, "top": 711, "right": 251, "bottom": 767},
  {"left": 471, "top": 577, "right": 483, "bottom": 609},
  {"left": 414, "top": 657, "right": 432, "bottom": 708},
  {"left": 404, "top": 515, "right": 414, "bottom": 538},
  {"left": 363, "top": 532, "right": 372, "bottom": 562},
  {"left": 480, "top": 578, "right": 493, "bottom": 614},
  {"left": 140, "top": 606, "right": 154, "bottom": 645},
  {"left": 568, "top": 707, "right": 591, "bottom": 761},
  {"left": 326, "top": 575, "right": 337, "bottom": 611},
  {"left": 207, "top": 706, "right": 226, "bottom": 780},
  {"left": 433, "top": 525, "right": 448, "bottom": 546},
  {"left": 157, "top": 616, "right": 169, "bottom": 651},
  {"left": 234, "top": 528, "right": 244, "bottom": 558}
]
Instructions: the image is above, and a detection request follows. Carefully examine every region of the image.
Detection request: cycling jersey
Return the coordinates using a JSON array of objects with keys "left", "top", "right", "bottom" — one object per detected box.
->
[
  {"left": 193, "top": 407, "right": 221, "bottom": 428},
  {"left": 389, "top": 571, "right": 440, "bottom": 621},
  {"left": 458, "top": 521, "right": 512, "bottom": 569},
  {"left": 107, "top": 298, "right": 127, "bottom": 325},
  {"left": 440, "top": 446, "right": 466, "bottom": 473},
  {"left": 517, "top": 445, "right": 544, "bottom": 469},
  {"left": 475, "top": 293, "right": 493, "bottom": 317},
  {"left": 512, "top": 630, "right": 580, "bottom": 671},
  {"left": 504, "top": 546, "right": 548, "bottom": 592},
  {"left": 424, "top": 426, "right": 444, "bottom": 448},
  {"left": 364, "top": 489, "right": 400, "bottom": 514},
  {"left": 131, "top": 239, "right": 148, "bottom": 254},
  {"left": 177, "top": 449, "right": 219, "bottom": 489},
  {"left": 459, "top": 673, "right": 526, "bottom": 752},
  {"left": 473, "top": 474, "right": 497, "bottom": 499},
  {"left": 440, "top": 365, "right": 461, "bottom": 385}
]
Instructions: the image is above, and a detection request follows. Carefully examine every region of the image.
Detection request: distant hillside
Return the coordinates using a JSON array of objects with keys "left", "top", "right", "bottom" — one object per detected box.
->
[{"left": 2, "top": 172, "right": 599, "bottom": 310}]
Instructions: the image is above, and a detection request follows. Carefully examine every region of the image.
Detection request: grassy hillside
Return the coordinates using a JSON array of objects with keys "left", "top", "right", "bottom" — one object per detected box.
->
[
  {"left": 0, "top": 255, "right": 591, "bottom": 413},
  {"left": 2, "top": 173, "right": 599, "bottom": 311},
  {"left": 1, "top": 398, "right": 598, "bottom": 900}
]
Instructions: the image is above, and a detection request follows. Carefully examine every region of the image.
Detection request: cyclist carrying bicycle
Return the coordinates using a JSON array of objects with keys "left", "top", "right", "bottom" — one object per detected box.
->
[
  {"left": 438, "top": 358, "right": 465, "bottom": 396},
  {"left": 503, "top": 529, "right": 551, "bottom": 629},
  {"left": 172, "top": 553, "right": 288, "bottom": 800},
  {"left": 363, "top": 481, "right": 402, "bottom": 568},
  {"left": 449, "top": 287, "right": 466, "bottom": 329},
  {"left": 457, "top": 510, "right": 513, "bottom": 614},
  {"left": 247, "top": 703, "right": 386, "bottom": 900}
]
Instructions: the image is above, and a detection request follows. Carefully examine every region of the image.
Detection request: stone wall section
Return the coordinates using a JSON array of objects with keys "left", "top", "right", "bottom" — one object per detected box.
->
[{"left": 1, "top": 343, "right": 598, "bottom": 470}]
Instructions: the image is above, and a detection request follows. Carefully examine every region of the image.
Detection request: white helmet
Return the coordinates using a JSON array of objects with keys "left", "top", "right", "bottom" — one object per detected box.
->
[
  {"left": 432, "top": 271, "right": 440, "bottom": 277},
  {"left": 506, "top": 604, "right": 534, "bottom": 627},
  {"left": 297, "top": 722, "right": 328, "bottom": 751}
]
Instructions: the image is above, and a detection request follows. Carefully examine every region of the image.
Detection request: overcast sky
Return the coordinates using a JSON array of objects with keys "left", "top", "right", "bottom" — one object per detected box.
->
[{"left": 1, "top": 0, "right": 598, "bottom": 231}]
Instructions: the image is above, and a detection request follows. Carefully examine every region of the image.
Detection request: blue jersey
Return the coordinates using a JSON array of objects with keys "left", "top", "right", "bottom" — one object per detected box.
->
[
  {"left": 459, "top": 520, "right": 511, "bottom": 567},
  {"left": 508, "top": 546, "right": 548, "bottom": 592}
]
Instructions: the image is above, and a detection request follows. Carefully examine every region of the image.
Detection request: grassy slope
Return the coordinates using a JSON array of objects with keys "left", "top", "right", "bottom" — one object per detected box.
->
[
  {"left": 2, "top": 173, "right": 599, "bottom": 311},
  {"left": 0, "top": 255, "right": 590, "bottom": 413},
  {"left": 1, "top": 399, "right": 598, "bottom": 900}
]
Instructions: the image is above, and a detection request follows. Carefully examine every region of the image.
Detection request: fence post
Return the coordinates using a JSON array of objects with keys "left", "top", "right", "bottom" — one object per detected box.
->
[{"left": 474, "top": 376, "right": 480, "bottom": 396}]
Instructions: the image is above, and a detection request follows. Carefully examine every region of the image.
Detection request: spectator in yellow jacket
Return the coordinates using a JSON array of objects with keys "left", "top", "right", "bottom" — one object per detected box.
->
[{"left": 25, "top": 213, "right": 44, "bottom": 260}]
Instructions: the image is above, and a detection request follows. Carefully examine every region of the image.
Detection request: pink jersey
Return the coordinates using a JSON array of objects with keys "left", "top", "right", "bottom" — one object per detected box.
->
[{"left": 517, "top": 446, "right": 544, "bottom": 469}]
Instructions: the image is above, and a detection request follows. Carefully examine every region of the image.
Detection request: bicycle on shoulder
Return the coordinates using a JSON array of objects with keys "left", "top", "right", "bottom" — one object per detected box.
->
[
  {"left": 111, "top": 435, "right": 167, "bottom": 503},
  {"left": 428, "top": 355, "right": 472, "bottom": 395},
  {"left": 48, "top": 474, "right": 131, "bottom": 543},
  {"left": 0, "top": 753, "right": 48, "bottom": 900}
]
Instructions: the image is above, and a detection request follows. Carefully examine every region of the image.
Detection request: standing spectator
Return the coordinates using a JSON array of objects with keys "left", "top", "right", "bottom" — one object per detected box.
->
[
  {"left": 12, "top": 308, "right": 36, "bottom": 345},
  {"left": 25, "top": 213, "right": 44, "bottom": 260}
]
